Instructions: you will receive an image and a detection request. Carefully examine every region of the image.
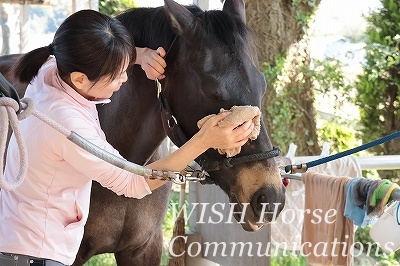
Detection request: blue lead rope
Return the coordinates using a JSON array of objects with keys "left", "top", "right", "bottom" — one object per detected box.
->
[{"left": 284, "top": 131, "right": 400, "bottom": 174}]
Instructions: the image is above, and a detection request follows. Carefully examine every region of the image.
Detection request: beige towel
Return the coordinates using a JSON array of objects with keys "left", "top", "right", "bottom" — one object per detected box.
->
[
  {"left": 302, "top": 172, "right": 354, "bottom": 266},
  {"left": 271, "top": 155, "right": 362, "bottom": 251},
  {"left": 197, "top": 105, "right": 261, "bottom": 157}
]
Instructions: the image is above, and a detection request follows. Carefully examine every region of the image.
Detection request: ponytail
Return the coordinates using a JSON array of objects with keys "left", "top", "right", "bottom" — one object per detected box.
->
[
  {"left": 14, "top": 10, "right": 134, "bottom": 86},
  {"left": 13, "top": 44, "right": 53, "bottom": 84}
]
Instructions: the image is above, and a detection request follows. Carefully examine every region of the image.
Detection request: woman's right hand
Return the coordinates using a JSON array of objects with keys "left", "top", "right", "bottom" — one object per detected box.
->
[{"left": 195, "top": 112, "right": 255, "bottom": 151}]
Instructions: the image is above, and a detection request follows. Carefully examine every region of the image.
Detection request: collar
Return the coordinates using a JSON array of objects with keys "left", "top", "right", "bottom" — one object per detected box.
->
[{"left": 47, "top": 58, "right": 111, "bottom": 107}]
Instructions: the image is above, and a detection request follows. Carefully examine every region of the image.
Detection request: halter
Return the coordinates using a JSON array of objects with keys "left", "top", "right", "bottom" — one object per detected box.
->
[{"left": 156, "top": 36, "right": 280, "bottom": 184}]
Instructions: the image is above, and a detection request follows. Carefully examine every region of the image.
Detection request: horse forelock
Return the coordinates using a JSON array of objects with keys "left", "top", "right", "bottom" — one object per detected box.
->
[
  {"left": 117, "top": 5, "right": 204, "bottom": 50},
  {"left": 117, "top": 5, "right": 254, "bottom": 60},
  {"left": 117, "top": 7, "right": 174, "bottom": 49},
  {"left": 202, "top": 10, "right": 255, "bottom": 59}
]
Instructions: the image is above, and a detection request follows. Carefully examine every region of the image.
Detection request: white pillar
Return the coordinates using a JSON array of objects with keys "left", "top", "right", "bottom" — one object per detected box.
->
[
  {"left": 71, "top": 0, "right": 84, "bottom": 13},
  {"left": 71, "top": 0, "right": 97, "bottom": 13},
  {"left": 19, "top": 4, "right": 29, "bottom": 53},
  {"left": 193, "top": 0, "right": 209, "bottom": 10},
  {"left": 89, "top": 0, "right": 98, "bottom": 11}
]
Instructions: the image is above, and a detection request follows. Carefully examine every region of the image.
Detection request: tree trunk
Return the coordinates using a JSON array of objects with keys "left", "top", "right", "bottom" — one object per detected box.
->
[
  {"left": 245, "top": 0, "right": 322, "bottom": 155},
  {"left": 245, "top": 0, "right": 321, "bottom": 68},
  {"left": 282, "top": 38, "right": 320, "bottom": 155},
  {"left": 243, "top": 3, "right": 322, "bottom": 265}
]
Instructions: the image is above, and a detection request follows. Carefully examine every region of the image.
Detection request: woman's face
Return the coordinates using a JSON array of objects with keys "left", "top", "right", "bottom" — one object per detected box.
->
[{"left": 79, "top": 60, "right": 129, "bottom": 101}]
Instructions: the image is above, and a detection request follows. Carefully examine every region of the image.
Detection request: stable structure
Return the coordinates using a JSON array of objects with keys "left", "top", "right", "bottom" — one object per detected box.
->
[{"left": 0, "top": 0, "right": 97, "bottom": 54}]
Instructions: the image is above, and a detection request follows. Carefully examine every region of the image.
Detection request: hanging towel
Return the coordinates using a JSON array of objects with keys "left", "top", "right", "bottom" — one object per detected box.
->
[
  {"left": 352, "top": 178, "right": 400, "bottom": 216},
  {"left": 344, "top": 177, "right": 367, "bottom": 227},
  {"left": 197, "top": 105, "right": 261, "bottom": 157},
  {"left": 302, "top": 172, "right": 354, "bottom": 266},
  {"left": 304, "top": 154, "right": 362, "bottom": 177},
  {"left": 353, "top": 178, "right": 381, "bottom": 215},
  {"left": 272, "top": 155, "right": 361, "bottom": 251}
]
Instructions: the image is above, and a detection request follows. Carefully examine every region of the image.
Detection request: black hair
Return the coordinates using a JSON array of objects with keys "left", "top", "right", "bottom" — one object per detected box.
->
[{"left": 14, "top": 9, "right": 136, "bottom": 85}]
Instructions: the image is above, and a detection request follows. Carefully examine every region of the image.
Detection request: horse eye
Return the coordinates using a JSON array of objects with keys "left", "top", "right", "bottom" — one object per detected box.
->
[{"left": 201, "top": 77, "right": 225, "bottom": 101}]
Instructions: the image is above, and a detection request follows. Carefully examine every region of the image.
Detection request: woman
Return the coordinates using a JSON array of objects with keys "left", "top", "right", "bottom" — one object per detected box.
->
[{"left": 0, "top": 9, "right": 254, "bottom": 266}]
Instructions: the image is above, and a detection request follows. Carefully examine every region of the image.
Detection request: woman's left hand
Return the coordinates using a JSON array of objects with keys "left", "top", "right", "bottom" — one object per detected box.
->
[
  {"left": 195, "top": 112, "right": 255, "bottom": 151},
  {"left": 136, "top": 47, "right": 167, "bottom": 80}
]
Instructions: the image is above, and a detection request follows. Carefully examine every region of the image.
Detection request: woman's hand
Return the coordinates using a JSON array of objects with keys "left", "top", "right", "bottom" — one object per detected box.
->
[
  {"left": 135, "top": 47, "right": 167, "bottom": 80},
  {"left": 195, "top": 112, "right": 255, "bottom": 151},
  {"left": 145, "top": 112, "right": 254, "bottom": 191}
]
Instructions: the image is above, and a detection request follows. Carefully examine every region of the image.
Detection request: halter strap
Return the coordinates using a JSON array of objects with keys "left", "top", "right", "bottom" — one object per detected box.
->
[
  {"left": 0, "top": 73, "right": 22, "bottom": 114},
  {"left": 199, "top": 147, "right": 281, "bottom": 172}
]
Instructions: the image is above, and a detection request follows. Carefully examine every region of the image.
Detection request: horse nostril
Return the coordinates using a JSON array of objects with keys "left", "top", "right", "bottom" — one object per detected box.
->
[
  {"left": 251, "top": 186, "right": 285, "bottom": 220},
  {"left": 251, "top": 188, "right": 269, "bottom": 215},
  {"left": 256, "top": 194, "right": 267, "bottom": 211}
]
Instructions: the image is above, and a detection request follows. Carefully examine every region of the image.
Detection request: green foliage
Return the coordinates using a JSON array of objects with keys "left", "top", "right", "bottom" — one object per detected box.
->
[
  {"left": 270, "top": 249, "right": 307, "bottom": 266},
  {"left": 292, "top": 0, "right": 318, "bottom": 33},
  {"left": 161, "top": 191, "right": 181, "bottom": 265},
  {"left": 263, "top": 55, "right": 299, "bottom": 153},
  {"left": 162, "top": 190, "right": 189, "bottom": 265},
  {"left": 99, "top": 0, "right": 136, "bottom": 17},
  {"left": 354, "top": 0, "right": 400, "bottom": 154},
  {"left": 355, "top": 41, "right": 400, "bottom": 146},
  {"left": 263, "top": 52, "right": 356, "bottom": 155},
  {"left": 352, "top": 0, "right": 400, "bottom": 181},
  {"left": 318, "top": 121, "right": 359, "bottom": 154},
  {"left": 84, "top": 253, "right": 116, "bottom": 266},
  {"left": 311, "top": 58, "right": 353, "bottom": 97}
]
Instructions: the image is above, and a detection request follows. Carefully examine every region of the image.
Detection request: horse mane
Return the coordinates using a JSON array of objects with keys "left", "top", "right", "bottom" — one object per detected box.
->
[
  {"left": 202, "top": 10, "right": 253, "bottom": 55},
  {"left": 116, "top": 5, "right": 254, "bottom": 58}
]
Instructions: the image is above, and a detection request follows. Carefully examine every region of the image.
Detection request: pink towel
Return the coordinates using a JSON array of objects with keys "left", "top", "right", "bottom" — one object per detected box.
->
[{"left": 302, "top": 172, "right": 354, "bottom": 266}]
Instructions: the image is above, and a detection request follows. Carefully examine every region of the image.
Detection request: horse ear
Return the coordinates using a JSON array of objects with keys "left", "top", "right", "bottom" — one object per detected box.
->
[
  {"left": 164, "top": 0, "right": 200, "bottom": 37},
  {"left": 222, "top": 0, "right": 246, "bottom": 23}
]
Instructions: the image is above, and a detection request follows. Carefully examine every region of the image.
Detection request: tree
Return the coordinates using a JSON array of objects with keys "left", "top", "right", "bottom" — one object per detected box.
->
[
  {"left": 99, "top": 0, "right": 136, "bottom": 16},
  {"left": 245, "top": 0, "right": 322, "bottom": 155},
  {"left": 354, "top": 0, "right": 400, "bottom": 180},
  {"left": 245, "top": 0, "right": 321, "bottom": 68}
]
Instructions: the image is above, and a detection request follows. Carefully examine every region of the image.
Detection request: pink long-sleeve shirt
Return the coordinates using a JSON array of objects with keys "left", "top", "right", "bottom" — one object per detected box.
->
[{"left": 0, "top": 58, "right": 151, "bottom": 265}]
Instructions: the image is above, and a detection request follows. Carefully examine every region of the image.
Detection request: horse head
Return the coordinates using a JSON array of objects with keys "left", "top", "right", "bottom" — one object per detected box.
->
[{"left": 161, "top": 0, "right": 286, "bottom": 231}]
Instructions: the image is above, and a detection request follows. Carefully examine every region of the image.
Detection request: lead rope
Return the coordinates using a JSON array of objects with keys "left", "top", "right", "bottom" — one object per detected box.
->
[
  {"left": 284, "top": 131, "right": 400, "bottom": 174},
  {"left": 0, "top": 97, "right": 27, "bottom": 190},
  {"left": 0, "top": 97, "right": 193, "bottom": 190}
]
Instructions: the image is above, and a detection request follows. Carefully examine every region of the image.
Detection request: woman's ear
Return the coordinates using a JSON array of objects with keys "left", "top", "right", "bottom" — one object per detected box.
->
[{"left": 70, "top": 72, "right": 89, "bottom": 90}]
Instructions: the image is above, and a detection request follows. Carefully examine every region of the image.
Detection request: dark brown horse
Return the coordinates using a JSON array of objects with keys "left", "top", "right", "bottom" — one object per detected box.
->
[{"left": 0, "top": 0, "right": 285, "bottom": 265}]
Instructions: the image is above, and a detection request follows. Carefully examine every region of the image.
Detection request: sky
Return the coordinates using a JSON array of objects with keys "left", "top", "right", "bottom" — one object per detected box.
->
[{"left": 313, "top": 0, "right": 381, "bottom": 35}]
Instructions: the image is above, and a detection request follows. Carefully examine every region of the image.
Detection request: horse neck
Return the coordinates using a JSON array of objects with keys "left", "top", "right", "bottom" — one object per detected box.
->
[{"left": 97, "top": 67, "right": 166, "bottom": 165}]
